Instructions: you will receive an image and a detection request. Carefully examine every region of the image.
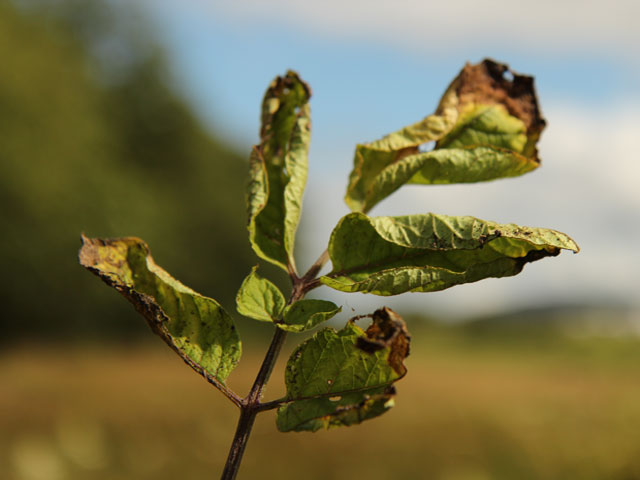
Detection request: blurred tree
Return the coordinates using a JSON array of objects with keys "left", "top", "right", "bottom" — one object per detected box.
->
[{"left": 0, "top": 0, "right": 255, "bottom": 340}]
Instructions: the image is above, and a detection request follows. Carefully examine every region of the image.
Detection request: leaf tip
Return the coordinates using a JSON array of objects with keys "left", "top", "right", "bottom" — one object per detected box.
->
[
  {"left": 78, "top": 234, "right": 99, "bottom": 268},
  {"left": 458, "top": 59, "right": 546, "bottom": 135}
]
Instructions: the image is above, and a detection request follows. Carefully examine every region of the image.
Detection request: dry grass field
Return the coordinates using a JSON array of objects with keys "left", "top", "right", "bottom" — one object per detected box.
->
[{"left": 3, "top": 322, "right": 640, "bottom": 480}]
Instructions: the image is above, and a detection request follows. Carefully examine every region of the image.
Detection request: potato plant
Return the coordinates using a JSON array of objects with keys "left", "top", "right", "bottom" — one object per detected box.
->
[{"left": 79, "top": 59, "right": 578, "bottom": 479}]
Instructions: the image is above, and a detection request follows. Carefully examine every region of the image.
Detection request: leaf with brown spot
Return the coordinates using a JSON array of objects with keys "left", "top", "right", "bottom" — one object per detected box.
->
[
  {"left": 345, "top": 59, "right": 546, "bottom": 213},
  {"left": 78, "top": 235, "right": 241, "bottom": 384},
  {"left": 276, "top": 308, "right": 410, "bottom": 432},
  {"left": 321, "top": 212, "right": 579, "bottom": 296},
  {"left": 247, "top": 71, "right": 311, "bottom": 273}
]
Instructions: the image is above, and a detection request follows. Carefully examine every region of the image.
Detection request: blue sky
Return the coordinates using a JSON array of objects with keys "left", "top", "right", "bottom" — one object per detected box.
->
[
  {"left": 139, "top": 1, "right": 639, "bottom": 318},
  {"left": 145, "top": 2, "right": 637, "bottom": 153}
]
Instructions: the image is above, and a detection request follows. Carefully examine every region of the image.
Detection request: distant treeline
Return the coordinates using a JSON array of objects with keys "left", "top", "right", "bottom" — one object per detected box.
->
[{"left": 0, "top": 1, "right": 264, "bottom": 339}]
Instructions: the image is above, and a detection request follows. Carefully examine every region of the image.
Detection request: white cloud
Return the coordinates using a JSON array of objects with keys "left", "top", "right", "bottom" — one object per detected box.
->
[{"left": 196, "top": 0, "right": 639, "bottom": 60}]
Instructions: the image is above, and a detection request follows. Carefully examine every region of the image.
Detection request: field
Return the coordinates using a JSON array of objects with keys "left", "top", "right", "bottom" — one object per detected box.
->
[{"left": 3, "top": 321, "right": 640, "bottom": 480}]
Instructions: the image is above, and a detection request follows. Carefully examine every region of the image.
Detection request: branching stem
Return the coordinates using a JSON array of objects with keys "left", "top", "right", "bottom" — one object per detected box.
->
[
  {"left": 301, "top": 248, "right": 329, "bottom": 283},
  {"left": 220, "top": 248, "right": 330, "bottom": 479}
]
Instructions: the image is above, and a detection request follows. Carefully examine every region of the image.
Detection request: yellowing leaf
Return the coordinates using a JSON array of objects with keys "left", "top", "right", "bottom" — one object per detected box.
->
[{"left": 78, "top": 235, "right": 241, "bottom": 383}]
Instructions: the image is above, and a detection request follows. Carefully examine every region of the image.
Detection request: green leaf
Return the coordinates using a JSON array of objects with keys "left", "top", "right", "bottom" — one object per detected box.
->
[
  {"left": 236, "top": 266, "right": 286, "bottom": 323},
  {"left": 361, "top": 146, "right": 537, "bottom": 212},
  {"left": 435, "top": 104, "right": 527, "bottom": 151},
  {"left": 278, "top": 299, "right": 341, "bottom": 332},
  {"left": 321, "top": 212, "right": 579, "bottom": 296},
  {"left": 345, "top": 59, "right": 546, "bottom": 213},
  {"left": 247, "top": 71, "right": 311, "bottom": 272},
  {"left": 277, "top": 308, "right": 410, "bottom": 432},
  {"left": 78, "top": 235, "right": 241, "bottom": 383}
]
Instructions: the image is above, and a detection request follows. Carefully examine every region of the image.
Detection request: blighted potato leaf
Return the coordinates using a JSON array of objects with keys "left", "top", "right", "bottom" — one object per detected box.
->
[
  {"left": 278, "top": 299, "right": 341, "bottom": 332},
  {"left": 236, "top": 266, "right": 286, "bottom": 323},
  {"left": 78, "top": 236, "right": 241, "bottom": 383},
  {"left": 345, "top": 59, "right": 546, "bottom": 213},
  {"left": 320, "top": 212, "right": 579, "bottom": 296},
  {"left": 247, "top": 71, "right": 311, "bottom": 272},
  {"left": 276, "top": 308, "right": 410, "bottom": 432}
]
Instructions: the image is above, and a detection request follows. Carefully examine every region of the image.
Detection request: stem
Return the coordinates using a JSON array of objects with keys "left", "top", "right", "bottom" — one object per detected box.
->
[
  {"left": 220, "top": 249, "right": 330, "bottom": 479},
  {"left": 221, "top": 328, "right": 288, "bottom": 479},
  {"left": 248, "top": 328, "right": 289, "bottom": 405},
  {"left": 302, "top": 248, "right": 329, "bottom": 283},
  {"left": 221, "top": 408, "right": 257, "bottom": 480},
  {"left": 254, "top": 397, "right": 287, "bottom": 412}
]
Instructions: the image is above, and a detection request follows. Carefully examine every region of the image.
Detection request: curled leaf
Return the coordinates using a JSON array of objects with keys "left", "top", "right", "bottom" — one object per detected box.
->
[
  {"left": 276, "top": 308, "right": 410, "bottom": 432},
  {"left": 247, "top": 71, "right": 311, "bottom": 272},
  {"left": 321, "top": 212, "right": 579, "bottom": 296},
  {"left": 345, "top": 59, "right": 546, "bottom": 213},
  {"left": 78, "top": 235, "right": 241, "bottom": 383}
]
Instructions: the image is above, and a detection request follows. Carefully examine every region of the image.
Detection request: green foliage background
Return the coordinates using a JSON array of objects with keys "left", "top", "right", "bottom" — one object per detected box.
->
[{"left": 0, "top": 1, "right": 254, "bottom": 339}]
